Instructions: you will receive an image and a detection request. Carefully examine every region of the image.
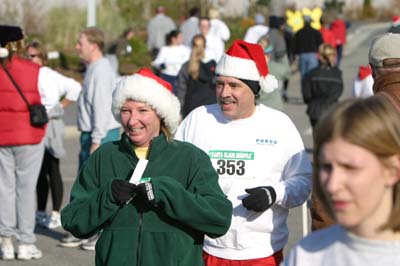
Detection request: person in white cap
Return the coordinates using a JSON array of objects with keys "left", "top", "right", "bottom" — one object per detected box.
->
[
  {"left": 175, "top": 40, "right": 312, "bottom": 265},
  {"left": 243, "top": 13, "right": 269, "bottom": 44},
  {"left": 369, "top": 33, "right": 400, "bottom": 111},
  {"left": 0, "top": 25, "right": 46, "bottom": 261},
  {"left": 61, "top": 68, "right": 232, "bottom": 266}
]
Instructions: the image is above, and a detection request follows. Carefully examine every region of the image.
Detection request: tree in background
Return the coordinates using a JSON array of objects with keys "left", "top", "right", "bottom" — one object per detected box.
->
[{"left": 362, "top": 0, "right": 376, "bottom": 18}]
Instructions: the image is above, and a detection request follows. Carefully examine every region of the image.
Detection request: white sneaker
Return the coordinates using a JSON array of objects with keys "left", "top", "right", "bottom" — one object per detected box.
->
[
  {"left": 59, "top": 233, "right": 87, "bottom": 248},
  {"left": 46, "top": 212, "right": 62, "bottom": 229},
  {"left": 17, "top": 244, "right": 42, "bottom": 260},
  {"left": 0, "top": 237, "right": 15, "bottom": 260},
  {"left": 80, "top": 234, "right": 99, "bottom": 251}
]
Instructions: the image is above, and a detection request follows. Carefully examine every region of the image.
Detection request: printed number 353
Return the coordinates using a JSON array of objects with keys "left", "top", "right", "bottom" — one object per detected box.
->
[{"left": 216, "top": 159, "right": 245, "bottom": 176}]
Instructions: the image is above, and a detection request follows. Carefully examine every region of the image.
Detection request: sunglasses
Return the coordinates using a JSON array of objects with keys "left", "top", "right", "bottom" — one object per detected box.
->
[{"left": 28, "top": 54, "right": 40, "bottom": 59}]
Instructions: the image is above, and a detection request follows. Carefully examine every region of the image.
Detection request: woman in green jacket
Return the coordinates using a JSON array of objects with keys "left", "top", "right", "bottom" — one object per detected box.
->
[{"left": 61, "top": 68, "right": 232, "bottom": 266}]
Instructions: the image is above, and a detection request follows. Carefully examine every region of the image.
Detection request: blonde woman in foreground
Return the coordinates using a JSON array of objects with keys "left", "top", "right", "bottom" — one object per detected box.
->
[{"left": 283, "top": 96, "right": 400, "bottom": 266}]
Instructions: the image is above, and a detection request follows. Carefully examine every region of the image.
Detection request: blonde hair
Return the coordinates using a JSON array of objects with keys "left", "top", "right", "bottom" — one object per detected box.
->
[
  {"left": 0, "top": 39, "right": 25, "bottom": 64},
  {"left": 188, "top": 34, "right": 206, "bottom": 80},
  {"left": 208, "top": 8, "right": 219, "bottom": 19},
  {"left": 314, "top": 96, "right": 400, "bottom": 232},
  {"left": 318, "top": 43, "right": 336, "bottom": 67},
  {"left": 80, "top": 27, "right": 105, "bottom": 52},
  {"left": 160, "top": 122, "right": 173, "bottom": 142}
]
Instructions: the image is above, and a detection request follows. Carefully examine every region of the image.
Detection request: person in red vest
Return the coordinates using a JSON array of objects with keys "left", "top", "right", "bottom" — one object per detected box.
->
[
  {"left": 0, "top": 25, "right": 46, "bottom": 261},
  {"left": 330, "top": 14, "right": 347, "bottom": 66},
  {"left": 319, "top": 17, "right": 336, "bottom": 49}
]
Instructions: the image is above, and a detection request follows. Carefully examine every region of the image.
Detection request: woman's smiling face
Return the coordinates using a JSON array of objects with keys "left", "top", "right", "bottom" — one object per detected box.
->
[{"left": 120, "top": 100, "right": 161, "bottom": 147}]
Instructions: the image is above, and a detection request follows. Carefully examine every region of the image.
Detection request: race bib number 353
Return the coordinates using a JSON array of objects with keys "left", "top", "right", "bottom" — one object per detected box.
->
[{"left": 209, "top": 150, "right": 254, "bottom": 179}]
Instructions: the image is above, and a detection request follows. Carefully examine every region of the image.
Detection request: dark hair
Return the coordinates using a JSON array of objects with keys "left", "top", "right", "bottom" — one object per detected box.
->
[
  {"left": 199, "top": 16, "right": 210, "bottom": 23},
  {"left": 166, "top": 30, "right": 181, "bottom": 45},
  {"left": 122, "top": 27, "right": 134, "bottom": 38},
  {"left": 189, "top": 7, "right": 200, "bottom": 17}
]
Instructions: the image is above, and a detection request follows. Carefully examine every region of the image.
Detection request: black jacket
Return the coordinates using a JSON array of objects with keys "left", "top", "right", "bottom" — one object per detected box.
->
[
  {"left": 302, "top": 64, "right": 343, "bottom": 121},
  {"left": 294, "top": 23, "right": 323, "bottom": 54},
  {"left": 176, "top": 60, "right": 216, "bottom": 118}
]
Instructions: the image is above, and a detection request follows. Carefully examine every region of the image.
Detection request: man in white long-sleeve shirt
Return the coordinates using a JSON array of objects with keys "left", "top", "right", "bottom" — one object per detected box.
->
[{"left": 175, "top": 40, "right": 312, "bottom": 266}]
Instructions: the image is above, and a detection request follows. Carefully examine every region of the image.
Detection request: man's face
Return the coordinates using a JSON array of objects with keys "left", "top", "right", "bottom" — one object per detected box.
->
[
  {"left": 76, "top": 33, "right": 95, "bottom": 62},
  {"left": 199, "top": 19, "right": 210, "bottom": 35},
  {"left": 215, "top": 76, "right": 256, "bottom": 120}
]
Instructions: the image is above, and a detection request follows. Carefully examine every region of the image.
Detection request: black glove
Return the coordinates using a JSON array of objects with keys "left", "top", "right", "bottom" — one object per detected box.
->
[
  {"left": 242, "top": 186, "right": 276, "bottom": 212},
  {"left": 111, "top": 179, "right": 137, "bottom": 205},
  {"left": 136, "top": 181, "right": 155, "bottom": 203}
]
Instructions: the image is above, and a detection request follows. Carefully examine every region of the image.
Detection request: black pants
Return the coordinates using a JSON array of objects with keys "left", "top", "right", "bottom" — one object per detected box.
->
[{"left": 37, "top": 150, "right": 63, "bottom": 211}]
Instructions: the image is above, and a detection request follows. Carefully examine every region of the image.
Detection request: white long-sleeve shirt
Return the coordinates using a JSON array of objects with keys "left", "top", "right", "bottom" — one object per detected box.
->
[
  {"left": 352, "top": 74, "right": 374, "bottom": 98},
  {"left": 152, "top": 45, "right": 190, "bottom": 76},
  {"left": 243, "top": 25, "right": 269, "bottom": 44},
  {"left": 205, "top": 33, "right": 225, "bottom": 63},
  {"left": 38, "top": 66, "right": 81, "bottom": 111},
  {"left": 283, "top": 225, "right": 400, "bottom": 266},
  {"left": 175, "top": 104, "right": 312, "bottom": 260},
  {"left": 210, "top": 19, "right": 231, "bottom": 42}
]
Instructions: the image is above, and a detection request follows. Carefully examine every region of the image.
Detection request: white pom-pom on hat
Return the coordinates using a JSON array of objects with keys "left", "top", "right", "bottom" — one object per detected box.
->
[
  {"left": 0, "top": 47, "right": 9, "bottom": 58},
  {"left": 216, "top": 39, "right": 278, "bottom": 94}
]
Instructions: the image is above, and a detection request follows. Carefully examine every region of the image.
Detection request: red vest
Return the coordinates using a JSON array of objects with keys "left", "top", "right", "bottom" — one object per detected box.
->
[{"left": 0, "top": 56, "right": 45, "bottom": 146}]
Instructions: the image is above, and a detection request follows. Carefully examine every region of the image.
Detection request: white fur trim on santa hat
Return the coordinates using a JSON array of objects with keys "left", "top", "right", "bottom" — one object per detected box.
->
[
  {"left": 216, "top": 53, "right": 260, "bottom": 81},
  {"left": 112, "top": 74, "right": 181, "bottom": 133},
  {"left": 216, "top": 53, "right": 278, "bottom": 93}
]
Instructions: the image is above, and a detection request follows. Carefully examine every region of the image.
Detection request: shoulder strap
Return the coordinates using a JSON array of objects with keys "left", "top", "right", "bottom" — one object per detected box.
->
[{"left": 1, "top": 63, "right": 31, "bottom": 107}]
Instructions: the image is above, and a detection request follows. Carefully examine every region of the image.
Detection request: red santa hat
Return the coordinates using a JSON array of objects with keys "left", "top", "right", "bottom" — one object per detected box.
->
[
  {"left": 392, "top": 15, "right": 400, "bottom": 26},
  {"left": 358, "top": 65, "right": 372, "bottom": 80},
  {"left": 112, "top": 68, "right": 181, "bottom": 133},
  {"left": 216, "top": 40, "right": 278, "bottom": 95}
]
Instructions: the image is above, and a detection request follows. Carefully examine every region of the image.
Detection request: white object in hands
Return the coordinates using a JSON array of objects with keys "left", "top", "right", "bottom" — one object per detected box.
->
[
  {"left": 129, "top": 159, "right": 148, "bottom": 184},
  {"left": 126, "top": 159, "right": 149, "bottom": 204}
]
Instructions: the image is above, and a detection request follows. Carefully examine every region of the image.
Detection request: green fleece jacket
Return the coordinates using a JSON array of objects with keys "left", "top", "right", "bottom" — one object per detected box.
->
[{"left": 61, "top": 133, "right": 232, "bottom": 266}]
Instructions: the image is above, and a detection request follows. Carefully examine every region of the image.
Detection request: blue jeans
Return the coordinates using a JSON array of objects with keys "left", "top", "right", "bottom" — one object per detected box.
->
[
  {"left": 336, "top": 45, "right": 343, "bottom": 66},
  {"left": 78, "top": 128, "right": 120, "bottom": 170},
  {"left": 298, "top": 52, "right": 318, "bottom": 81}
]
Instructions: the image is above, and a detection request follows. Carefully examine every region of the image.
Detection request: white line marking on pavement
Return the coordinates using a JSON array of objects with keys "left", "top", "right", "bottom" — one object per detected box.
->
[{"left": 65, "top": 125, "right": 80, "bottom": 139}]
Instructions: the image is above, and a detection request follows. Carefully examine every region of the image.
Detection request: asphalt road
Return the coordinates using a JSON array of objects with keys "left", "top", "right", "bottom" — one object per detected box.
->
[{"left": 1, "top": 21, "right": 390, "bottom": 266}]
